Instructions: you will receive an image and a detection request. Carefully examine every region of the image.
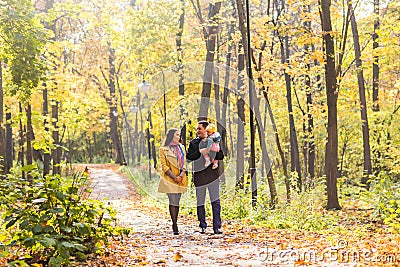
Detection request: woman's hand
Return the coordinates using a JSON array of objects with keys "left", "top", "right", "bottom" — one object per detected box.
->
[{"left": 175, "top": 175, "right": 183, "bottom": 183}]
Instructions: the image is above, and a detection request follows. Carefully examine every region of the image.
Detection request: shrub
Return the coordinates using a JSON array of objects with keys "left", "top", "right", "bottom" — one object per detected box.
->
[
  {"left": 366, "top": 177, "right": 400, "bottom": 232},
  {"left": 0, "top": 166, "right": 125, "bottom": 266}
]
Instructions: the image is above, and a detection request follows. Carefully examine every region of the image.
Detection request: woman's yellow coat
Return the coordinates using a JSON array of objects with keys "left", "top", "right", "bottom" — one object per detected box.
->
[{"left": 158, "top": 145, "right": 188, "bottom": 193}]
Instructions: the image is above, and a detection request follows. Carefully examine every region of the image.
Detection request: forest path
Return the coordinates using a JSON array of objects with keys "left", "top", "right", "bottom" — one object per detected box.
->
[
  {"left": 85, "top": 164, "right": 269, "bottom": 266},
  {"left": 85, "top": 164, "right": 398, "bottom": 267}
]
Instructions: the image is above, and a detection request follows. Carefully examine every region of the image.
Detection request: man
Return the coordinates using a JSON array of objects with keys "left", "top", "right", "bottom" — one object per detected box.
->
[{"left": 187, "top": 120, "right": 224, "bottom": 234}]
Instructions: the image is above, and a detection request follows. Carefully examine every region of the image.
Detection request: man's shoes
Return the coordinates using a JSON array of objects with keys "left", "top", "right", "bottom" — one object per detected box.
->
[
  {"left": 213, "top": 228, "right": 223, "bottom": 234},
  {"left": 200, "top": 227, "right": 206, "bottom": 234}
]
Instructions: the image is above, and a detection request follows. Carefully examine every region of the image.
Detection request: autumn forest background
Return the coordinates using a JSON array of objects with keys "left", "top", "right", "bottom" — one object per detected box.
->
[{"left": 0, "top": 0, "right": 400, "bottom": 265}]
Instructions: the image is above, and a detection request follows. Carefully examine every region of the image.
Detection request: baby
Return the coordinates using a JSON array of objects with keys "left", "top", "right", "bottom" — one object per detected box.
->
[{"left": 203, "top": 123, "right": 221, "bottom": 169}]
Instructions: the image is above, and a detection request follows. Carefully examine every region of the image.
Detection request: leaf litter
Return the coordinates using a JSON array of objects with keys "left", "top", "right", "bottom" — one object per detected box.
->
[{"left": 79, "top": 164, "right": 399, "bottom": 266}]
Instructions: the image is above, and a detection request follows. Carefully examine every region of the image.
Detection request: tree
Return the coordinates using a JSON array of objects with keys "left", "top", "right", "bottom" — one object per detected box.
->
[
  {"left": 348, "top": 0, "right": 372, "bottom": 189},
  {"left": 196, "top": 1, "right": 222, "bottom": 120},
  {"left": 107, "top": 43, "right": 126, "bottom": 165},
  {"left": 320, "top": 0, "right": 341, "bottom": 210},
  {"left": 0, "top": 0, "right": 47, "bottom": 177},
  {"left": 276, "top": 0, "right": 302, "bottom": 192},
  {"left": 176, "top": 0, "right": 186, "bottom": 145},
  {"left": 372, "top": 0, "right": 380, "bottom": 112},
  {"left": 0, "top": 62, "right": 4, "bottom": 174}
]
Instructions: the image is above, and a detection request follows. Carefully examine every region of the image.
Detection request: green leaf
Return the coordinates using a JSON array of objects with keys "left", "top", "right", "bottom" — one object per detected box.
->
[
  {"left": 40, "top": 237, "right": 57, "bottom": 247},
  {"left": 77, "top": 224, "right": 90, "bottom": 235},
  {"left": 56, "top": 192, "right": 65, "bottom": 201},
  {"left": 73, "top": 243, "right": 86, "bottom": 252},
  {"left": 32, "top": 224, "right": 43, "bottom": 234},
  {"left": 51, "top": 207, "right": 64, "bottom": 213},
  {"left": 57, "top": 244, "right": 70, "bottom": 259},
  {"left": 23, "top": 237, "right": 35, "bottom": 247},
  {"left": 40, "top": 214, "right": 52, "bottom": 222},
  {"left": 5, "top": 218, "right": 17, "bottom": 229},
  {"left": 60, "top": 241, "right": 75, "bottom": 248},
  {"left": 20, "top": 220, "right": 29, "bottom": 229},
  {"left": 49, "top": 256, "right": 64, "bottom": 267}
]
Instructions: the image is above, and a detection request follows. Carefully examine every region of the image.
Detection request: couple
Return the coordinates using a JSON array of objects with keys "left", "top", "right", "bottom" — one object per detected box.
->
[{"left": 158, "top": 121, "right": 224, "bottom": 235}]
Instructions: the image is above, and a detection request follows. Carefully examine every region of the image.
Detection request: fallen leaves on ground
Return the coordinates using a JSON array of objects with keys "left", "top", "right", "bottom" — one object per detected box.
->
[{"left": 82, "top": 165, "right": 400, "bottom": 266}]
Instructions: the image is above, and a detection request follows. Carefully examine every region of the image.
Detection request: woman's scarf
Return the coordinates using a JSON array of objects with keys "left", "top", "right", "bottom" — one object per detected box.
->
[{"left": 169, "top": 141, "right": 184, "bottom": 169}]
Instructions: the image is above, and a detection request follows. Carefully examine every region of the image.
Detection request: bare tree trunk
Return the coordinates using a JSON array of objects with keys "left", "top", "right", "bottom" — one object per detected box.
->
[
  {"left": 5, "top": 112, "right": 12, "bottom": 173},
  {"left": 198, "top": 2, "right": 222, "bottom": 120},
  {"left": 320, "top": 0, "right": 341, "bottom": 210},
  {"left": 304, "top": 4, "right": 315, "bottom": 188},
  {"left": 372, "top": 0, "right": 380, "bottom": 111},
  {"left": 250, "top": 42, "right": 278, "bottom": 206},
  {"left": 275, "top": 0, "right": 302, "bottom": 192},
  {"left": 42, "top": 86, "right": 51, "bottom": 176},
  {"left": 52, "top": 102, "right": 60, "bottom": 175},
  {"left": 236, "top": 47, "right": 245, "bottom": 188},
  {"left": 0, "top": 62, "right": 5, "bottom": 174},
  {"left": 214, "top": 65, "right": 221, "bottom": 125},
  {"left": 236, "top": 0, "right": 257, "bottom": 204},
  {"left": 26, "top": 104, "right": 33, "bottom": 181},
  {"left": 253, "top": 93, "right": 277, "bottom": 207},
  {"left": 221, "top": 25, "right": 234, "bottom": 158},
  {"left": 18, "top": 102, "right": 25, "bottom": 179},
  {"left": 348, "top": 0, "right": 372, "bottom": 189},
  {"left": 262, "top": 89, "right": 292, "bottom": 203},
  {"left": 177, "top": 0, "right": 186, "bottom": 146},
  {"left": 108, "top": 44, "right": 125, "bottom": 164},
  {"left": 281, "top": 37, "right": 302, "bottom": 192},
  {"left": 40, "top": 0, "right": 56, "bottom": 175}
]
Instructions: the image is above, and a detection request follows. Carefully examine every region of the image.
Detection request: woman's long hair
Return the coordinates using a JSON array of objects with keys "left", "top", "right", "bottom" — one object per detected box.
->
[{"left": 163, "top": 128, "right": 180, "bottom": 146}]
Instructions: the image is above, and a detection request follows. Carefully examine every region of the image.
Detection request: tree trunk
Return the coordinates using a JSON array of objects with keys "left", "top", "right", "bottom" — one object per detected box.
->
[
  {"left": 18, "top": 102, "right": 25, "bottom": 179},
  {"left": 274, "top": 0, "right": 302, "bottom": 192},
  {"left": 52, "top": 102, "right": 60, "bottom": 175},
  {"left": 281, "top": 37, "right": 302, "bottom": 192},
  {"left": 0, "top": 62, "right": 5, "bottom": 174},
  {"left": 221, "top": 24, "right": 234, "bottom": 158},
  {"left": 320, "top": 0, "right": 341, "bottom": 210},
  {"left": 236, "top": 0, "right": 257, "bottom": 204},
  {"left": 372, "top": 0, "right": 380, "bottom": 112},
  {"left": 40, "top": 0, "right": 55, "bottom": 175},
  {"left": 198, "top": 2, "right": 222, "bottom": 120},
  {"left": 253, "top": 92, "right": 277, "bottom": 207},
  {"left": 5, "top": 112, "right": 13, "bottom": 173},
  {"left": 177, "top": 0, "right": 186, "bottom": 146},
  {"left": 250, "top": 40, "right": 278, "bottom": 206},
  {"left": 146, "top": 111, "right": 152, "bottom": 179},
  {"left": 348, "top": 0, "right": 372, "bottom": 189},
  {"left": 108, "top": 44, "right": 125, "bottom": 164},
  {"left": 26, "top": 104, "right": 33, "bottom": 181},
  {"left": 236, "top": 47, "right": 246, "bottom": 188},
  {"left": 214, "top": 68, "right": 221, "bottom": 125},
  {"left": 267, "top": 97, "right": 290, "bottom": 202},
  {"left": 304, "top": 4, "right": 315, "bottom": 188},
  {"left": 312, "top": 44, "right": 323, "bottom": 179}
]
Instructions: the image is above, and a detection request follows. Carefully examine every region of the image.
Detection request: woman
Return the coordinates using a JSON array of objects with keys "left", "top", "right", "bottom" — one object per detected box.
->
[{"left": 158, "top": 128, "right": 188, "bottom": 235}]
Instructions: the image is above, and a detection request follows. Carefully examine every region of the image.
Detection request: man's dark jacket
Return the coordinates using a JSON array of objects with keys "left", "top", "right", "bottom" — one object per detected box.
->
[{"left": 186, "top": 137, "right": 224, "bottom": 187}]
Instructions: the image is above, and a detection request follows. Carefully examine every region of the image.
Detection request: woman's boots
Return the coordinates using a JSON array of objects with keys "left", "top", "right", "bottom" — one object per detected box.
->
[{"left": 169, "top": 205, "right": 180, "bottom": 235}]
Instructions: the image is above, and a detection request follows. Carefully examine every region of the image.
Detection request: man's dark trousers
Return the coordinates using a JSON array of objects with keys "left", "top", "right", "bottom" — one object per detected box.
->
[{"left": 196, "top": 178, "right": 221, "bottom": 230}]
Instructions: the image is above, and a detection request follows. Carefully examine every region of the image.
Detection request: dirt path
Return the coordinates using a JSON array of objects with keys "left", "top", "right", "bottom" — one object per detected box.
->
[
  {"left": 86, "top": 165, "right": 399, "bottom": 267},
  {"left": 87, "top": 165, "right": 268, "bottom": 266}
]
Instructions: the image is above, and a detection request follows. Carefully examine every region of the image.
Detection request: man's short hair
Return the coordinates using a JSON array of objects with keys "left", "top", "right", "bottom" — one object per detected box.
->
[{"left": 197, "top": 120, "right": 209, "bottom": 129}]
